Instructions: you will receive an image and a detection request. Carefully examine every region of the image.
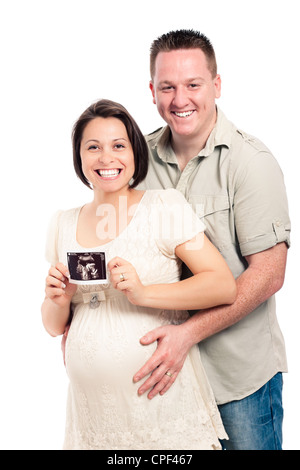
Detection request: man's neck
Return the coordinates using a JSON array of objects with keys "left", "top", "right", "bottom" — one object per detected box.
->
[
  {"left": 170, "top": 109, "right": 218, "bottom": 171},
  {"left": 171, "top": 134, "right": 207, "bottom": 171}
]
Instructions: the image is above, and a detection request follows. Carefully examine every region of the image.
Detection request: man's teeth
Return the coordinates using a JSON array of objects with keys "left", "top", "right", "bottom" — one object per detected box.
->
[
  {"left": 97, "top": 169, "right": 120, "bottom": 177},
  {"left": 174, "top": 111, "right": 193, "bottom": 118}
]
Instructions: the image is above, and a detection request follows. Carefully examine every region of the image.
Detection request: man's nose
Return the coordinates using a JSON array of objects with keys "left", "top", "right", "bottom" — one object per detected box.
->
[{"left": 172, "top": 87, "right": 189, "bottom": 108}]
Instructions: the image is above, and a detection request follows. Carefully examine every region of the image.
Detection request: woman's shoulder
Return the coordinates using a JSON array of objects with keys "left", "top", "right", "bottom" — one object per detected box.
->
[{"left": 48, "top": 206, "right": 82, "bottom": 229}]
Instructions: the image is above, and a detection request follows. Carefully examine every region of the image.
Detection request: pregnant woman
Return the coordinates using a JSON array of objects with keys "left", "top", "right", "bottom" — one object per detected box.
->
[{"left": 41, "top": 99, "right": 236, "bottom": 450}]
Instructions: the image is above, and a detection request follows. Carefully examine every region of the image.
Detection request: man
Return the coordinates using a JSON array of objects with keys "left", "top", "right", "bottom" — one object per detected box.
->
[{"left": 135, "top": 29, "right": 291, "bottom": 450}]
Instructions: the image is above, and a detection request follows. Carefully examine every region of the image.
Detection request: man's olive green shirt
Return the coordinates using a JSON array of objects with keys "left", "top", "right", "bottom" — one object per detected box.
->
[{"left": 138, "top": 108, "right": 291, "bottom": 404}]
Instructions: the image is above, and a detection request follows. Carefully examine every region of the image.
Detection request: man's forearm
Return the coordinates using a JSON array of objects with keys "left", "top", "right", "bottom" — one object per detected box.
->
[
  {"left": 182, "top": 275, "right": 254, "bottom": 345},
  {"left": 182, "top": 244, "right": 287, "bottom": 345}
]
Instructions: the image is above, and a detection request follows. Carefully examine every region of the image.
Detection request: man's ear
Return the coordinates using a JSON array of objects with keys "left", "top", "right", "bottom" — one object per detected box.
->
[
  {"left": 214, "top": 74, "right": 221, "bottom": 99},
  {"left": 149, "top": 81, "right": 156, "bottom": 104}
]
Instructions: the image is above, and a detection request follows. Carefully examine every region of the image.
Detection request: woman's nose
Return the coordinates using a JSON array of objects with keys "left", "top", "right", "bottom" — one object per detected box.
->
[{"left": 98, "top": 150, "right": 114, "bottom": 165}]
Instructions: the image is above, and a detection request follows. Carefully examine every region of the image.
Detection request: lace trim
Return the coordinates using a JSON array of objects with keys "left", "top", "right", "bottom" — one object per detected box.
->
[
  {"left": 63, "top": 380, "right": 227, "bottom": 450},
  {"left": 63, "top": 412, "right": 225, "bottom": 450}
]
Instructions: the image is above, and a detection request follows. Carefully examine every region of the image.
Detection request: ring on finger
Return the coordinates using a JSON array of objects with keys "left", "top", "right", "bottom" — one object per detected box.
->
[
  {"left": 165, "top": 371, "right": 173, "bottom": 378},
  {"left": 119, "top": 273, "right": 125, "bottom": 282}
]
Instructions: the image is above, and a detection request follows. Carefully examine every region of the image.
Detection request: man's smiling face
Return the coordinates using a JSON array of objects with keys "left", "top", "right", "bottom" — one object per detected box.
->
[{"left": 150, "top": 48, "right": 221, "bottom": 143}]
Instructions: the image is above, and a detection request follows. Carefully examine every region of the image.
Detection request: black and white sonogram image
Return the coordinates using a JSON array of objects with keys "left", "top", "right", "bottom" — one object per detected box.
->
[{"left": 67, "top": 252, "right": 107, "bottom": 284}]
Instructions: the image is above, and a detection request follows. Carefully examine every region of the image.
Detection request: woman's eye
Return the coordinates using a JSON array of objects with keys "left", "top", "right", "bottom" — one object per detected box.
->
[
  {"left": 115, "top": 144, "right": 125, "bottom": 149},
  {"left": 88, "top": 145, "right": 98, "bottom": 150}
]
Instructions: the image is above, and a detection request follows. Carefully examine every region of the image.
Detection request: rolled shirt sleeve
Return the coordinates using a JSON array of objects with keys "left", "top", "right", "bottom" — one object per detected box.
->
[{"left": 232, "top": 147, "right": 291, "bottom": 257}]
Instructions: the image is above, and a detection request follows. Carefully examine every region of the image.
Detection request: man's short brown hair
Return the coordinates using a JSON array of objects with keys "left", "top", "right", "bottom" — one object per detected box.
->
[{"left": 150, "top": 29, "right": 217, "bottom": 79}]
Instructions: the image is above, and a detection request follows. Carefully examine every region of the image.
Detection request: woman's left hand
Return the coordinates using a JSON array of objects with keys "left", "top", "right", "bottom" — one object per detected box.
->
[{"left": 108, "top": 256, "right": 147, "bottom": 306}]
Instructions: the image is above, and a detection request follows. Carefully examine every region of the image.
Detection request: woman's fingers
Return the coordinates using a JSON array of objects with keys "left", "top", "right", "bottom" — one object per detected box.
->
[
  {"left": 48, "top": 263, "right": 69, "bottom": 282},
  {"left": 45, "top": 263, "right": 70, "bottom": 298},
  {"left": 108, "top": 257, "right": 135, "bottom": 288}
]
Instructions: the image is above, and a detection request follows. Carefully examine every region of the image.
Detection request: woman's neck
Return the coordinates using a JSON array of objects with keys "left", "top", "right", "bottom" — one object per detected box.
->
[
  {"left": 91, "top": 186, "right": 133, "bottom": 208},
  {"left": 76, "top": 187, "right": 145, "bottom": 248}
]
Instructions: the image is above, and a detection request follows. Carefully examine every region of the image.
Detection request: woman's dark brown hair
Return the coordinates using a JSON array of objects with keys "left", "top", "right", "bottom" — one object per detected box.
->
[{"left": 72, "top": 99, "right": 149, "bottom": 189}]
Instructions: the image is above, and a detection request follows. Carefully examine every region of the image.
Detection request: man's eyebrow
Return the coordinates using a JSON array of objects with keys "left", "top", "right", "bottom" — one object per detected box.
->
[
  {"left": 158, "top": 77, "right": 206, "bottom": 86},
  {"left": 186, "top": 76, "right": 206, "bottom": 82},
  {"left": 158, "top": 80, "right": 173, "bottom": 86}
]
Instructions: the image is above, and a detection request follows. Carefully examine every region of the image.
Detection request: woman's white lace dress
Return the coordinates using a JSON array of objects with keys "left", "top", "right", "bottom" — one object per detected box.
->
[{"left": 46, "top": 189, "right": 228, "bottom": 450}]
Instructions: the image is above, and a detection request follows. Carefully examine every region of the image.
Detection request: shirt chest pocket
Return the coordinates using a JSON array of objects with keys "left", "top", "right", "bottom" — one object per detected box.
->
[{"left": 188, "top": 195, "right": 232, "bottom": 248}]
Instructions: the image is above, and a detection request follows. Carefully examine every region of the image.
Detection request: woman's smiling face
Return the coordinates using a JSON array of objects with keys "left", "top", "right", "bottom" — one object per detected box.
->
[{"left": 80, "top": 117, "right": 135, "bottom": 195}]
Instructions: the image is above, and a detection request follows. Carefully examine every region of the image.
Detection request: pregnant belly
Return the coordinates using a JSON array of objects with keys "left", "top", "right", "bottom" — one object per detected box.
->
[{"left": 65, "top": 304, "right": 158, "bottom": 391}]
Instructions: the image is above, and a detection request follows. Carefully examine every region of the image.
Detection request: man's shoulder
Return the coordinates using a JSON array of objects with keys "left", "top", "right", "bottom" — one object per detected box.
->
[
  {"left": 233, "top": 128, "right": 271, "bottom": 153},
  {"left": 217, "top": 108, "right": 272, "bottom": 157},
  {"left": 145, "top": 126, "right": 165, "bottom": 143},
  {"left": 223, "top": 123, "right": 274, "bottom": 170}
]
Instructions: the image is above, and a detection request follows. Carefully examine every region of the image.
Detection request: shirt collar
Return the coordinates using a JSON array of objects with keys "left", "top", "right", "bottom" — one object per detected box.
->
[
  {"left": 153, "top": 106, "right": 233, "bottom": 162},
  {"left": 200, "top": 107, "right": 232, "bottom": 157},
  {"left": 155, "top": 126, "right": 178, "bottom": 164}
]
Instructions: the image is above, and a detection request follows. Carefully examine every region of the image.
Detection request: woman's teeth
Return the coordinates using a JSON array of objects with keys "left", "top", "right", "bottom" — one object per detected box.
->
[{"left": 97, "top": 169, "right": 121, "bottom": 177}]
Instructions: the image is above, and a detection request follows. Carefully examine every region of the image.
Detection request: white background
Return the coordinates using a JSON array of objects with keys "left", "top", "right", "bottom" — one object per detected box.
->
[{"left": 0, "top": 0, "right": 299, "bottom": 450}]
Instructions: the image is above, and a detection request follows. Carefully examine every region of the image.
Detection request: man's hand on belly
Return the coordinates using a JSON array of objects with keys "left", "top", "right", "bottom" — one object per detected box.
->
[{"left": 133, "top": 323, "right": 192, "bottom": 399}]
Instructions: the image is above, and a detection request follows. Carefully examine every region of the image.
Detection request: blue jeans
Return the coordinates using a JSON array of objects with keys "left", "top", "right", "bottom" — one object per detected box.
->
[{"left": 218, "top": 373, "right": 283, "bottom": 450}]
